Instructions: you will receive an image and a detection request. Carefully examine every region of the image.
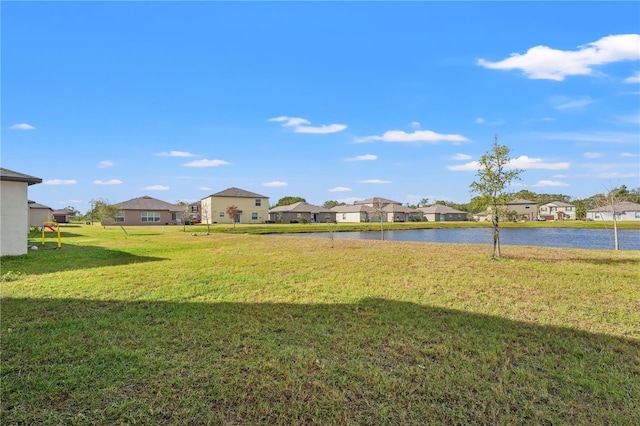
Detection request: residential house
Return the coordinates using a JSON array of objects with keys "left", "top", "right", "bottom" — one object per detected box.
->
[
  {"left": 52, "top": 208, "right": 74, "bottom": 224},
  {"left": 539, "top": 201, "right": 576, "bottom": 221},
  {"left": 418, "top": 205, "right": 469, "bottom": 222},
  {"left": 1, "top": 168, "right": 42, "bottom": 256},
  {"left": 108, "top": 195, "right": 181, "bottom": 225},
  {"left": 353, "top": 197, "right": 417, "bottom": 222},
  {"left": 29, "top": 201, "right": 53, "bottom": 226},
  {"left": 587, "top": 201, "right": 640, "bottom": 221},
  {"left": 269, "top": 202, "right": 336, "bottom": 223},
  {"left": 187, "top": 201, "right": 201, "bottom": 223},
  {"left": 201, "top": 187, "right": 270, "bottom": 224},
  {"left": 332, "top": 204, "right": 375, "bottom": 223},
  {"left": 492, "top": 198, "right": 537, "bottom": 221}
]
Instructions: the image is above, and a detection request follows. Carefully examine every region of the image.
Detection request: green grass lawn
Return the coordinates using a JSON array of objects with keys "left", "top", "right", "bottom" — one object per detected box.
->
[{"left": 2, "top": 224, "right": 639, "bottom": 425}]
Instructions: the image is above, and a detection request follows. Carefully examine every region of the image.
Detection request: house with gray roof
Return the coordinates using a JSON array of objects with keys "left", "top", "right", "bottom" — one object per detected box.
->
[
  {"left": 108, "top": 195, "right": 181, "bottom": 225},
  {"left": 269, "top": 202, "right": 336, "bottom": 223},
  {"left": 587, "top": 201, "right": 640, "bottom": 221},
  {"left": 539, "top": 201, "right": 576, "bottom": 221},
  {"left": 201, "top": 187, "right": 270, "bottom": 224},
  {"left": 29, "top": 201, "right": 53, "bottom": 226},
  {"left": 332, "top": 204, "right": 375, "bottom": 223},
  {"left": 1, "top": 168, "right": 42, "bottom": 256},
  {"left": 418, "top": 205, "right": 469, "bottom": 222}
]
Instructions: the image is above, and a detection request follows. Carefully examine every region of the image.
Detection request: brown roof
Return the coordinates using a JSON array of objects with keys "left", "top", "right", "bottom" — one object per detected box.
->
[
  {"left": 0, "top": 167, "right": 42, "bottom": 185},
  {"left": 331, "top": 204, "right": 375, "bottom": 213},
  {"left": 207, "top": 187, "right": 268, "bottom": 199},
  {"left": 354, "top": 197, "right": 401, "bottom": 206},
  {"left": 269, "top": 202, "right": 333, "bottom": 214},
  {"left": 418, "top": 205, "right": 467, "bottom": 215},
  {"left": 115, "top": 196, "right": 180, "bottom": 211}
]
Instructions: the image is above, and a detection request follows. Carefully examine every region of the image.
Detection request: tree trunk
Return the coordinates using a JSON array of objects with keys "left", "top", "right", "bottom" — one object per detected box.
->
[
  {"left": 492, "top": 213, "right": 500, "bottom": 259},
  {"left": 380, "top": 217, "right": 384, "bottom": 241},
  {"left": 613, "top": 215, "right": 619, "bottom": 250}
]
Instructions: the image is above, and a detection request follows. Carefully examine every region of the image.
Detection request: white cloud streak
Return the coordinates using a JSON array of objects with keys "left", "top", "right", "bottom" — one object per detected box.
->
[
  {"left": 584, "top": 152, "right": 603, "bottom": 159},
  {"left": 625, "top": 71, "right": 640, "bottom": 83},
  {"left": 448, "top": 155, "right": 570, "bottom": 172},
  {"left": 11, "top": 123, "right": 35, "bottom": 130},
  {"left": 145, "top": 185, "right": 169, "bottom": 190},
  {"left": 552, "top": 97, "right": 594, "bottom": 110},
  {"left": 451, "top": 153, "right": 472, "bottom": 161},
  {"left": 359, "top": 179, "right": 391, "bottom": 184},
  {"left": 532, "top": 180, "right": 570, "bottom": 187},
  {"left": 329, "top": 187, "right": 352, "bottom": 192},
  {"left": 268, "top": 116, "right": 347, "bottom": 134},
  {"left": 155, "top": 151, "right": 196, "bottom": 157},
  {"left": 97, "top": 160, "right": 115, "bottom": 168},
  {"left": 478, "top": 34, "right": 640, "bottom": 81},
  {"left": 44, "top": 179, "right": 77, "bottom": 185},
  {"left": 93, "top": 179, "right": 122, "bottom": 185},
  {"left": 262, "top": 181, "right": 288, "bottom": 187},
  {"left": 345, "top": 154, "right": 378, "bottom": 162},
  {"left": 355, "top": 129, "right": 469, "bottom": 144},
  {"left": 182, "top": 159, "right": 229, "bottom": 167}
]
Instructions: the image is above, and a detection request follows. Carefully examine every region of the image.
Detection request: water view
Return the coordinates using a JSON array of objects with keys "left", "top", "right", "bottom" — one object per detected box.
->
[{"left": 280, "top": 228, "right": 640, "bottom": 250}]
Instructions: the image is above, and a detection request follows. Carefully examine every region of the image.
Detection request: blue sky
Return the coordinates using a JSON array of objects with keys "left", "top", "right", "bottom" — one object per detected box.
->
[{"left": 2, "top": 1, "right": 639, "bottom": 213}]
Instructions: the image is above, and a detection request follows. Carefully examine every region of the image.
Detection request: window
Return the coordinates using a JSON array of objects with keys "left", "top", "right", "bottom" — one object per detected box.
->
[
  {"left": 191, "top": 205, "right": 198, "bottom": 212},
  {"left": 595, "top": 214, "right": 600, "bottom": 219},
  {"left": 116, "top": 212, "right": 125, "bottom": 222},
  {"left": 343, "top": 213, "right": 347, "bottom": 220},
  {"left": 567, "top": 207, "right": 573, "bottom": 211},
  {"left": 251, "top": 212, "right": 258, "bottom": 220},
  {"left": 141, "top": 211, "right": 160, "bottom": 222},
  {"left": 255, "top": 199, "right": 261, "bottom": 206},
  {"left": 219, "top": 212, "right": 225, "bottom": 218},
  {"left": 541, "top": 207, "right": 547, "bottom": 211},
  {"left": 635, "top": 212, "right": 640, "bottom": 219},
  {"left": 525, "top": 205, "right": 530, "bottom": 209}
]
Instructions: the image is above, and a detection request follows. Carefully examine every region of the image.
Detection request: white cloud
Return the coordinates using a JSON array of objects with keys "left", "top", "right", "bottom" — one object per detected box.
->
[
  {"left": 451, "top": 153, "right": 472, "bottom": 161},
  {"left": 552, "top": 96, "right": 594, "bottom": 110},
  {"left": 338, "top": 197, "right": 363, "bottom": 204},
  {"left": 355, "top": 129, "right": 469, "bottom": 144},
  {"left": 268, "top": 116, "right": 347, "bottom": 134},
  {"left": 93, "top": 179, "right": 122, "bottom": 185},
  {"left": 447, "top": 161, "right": 480, "bottom": 171},
  {"left": 411, "top": 121, "right": 421, "bottom": 128},
  {"left": 448, "top": 155, "right": 570, "bottom": 172},
  {"left": 329, "top": 186, "right": 352, "bottom": 192},
  {"left": 532, "top": 180, "right": 570, "bottom": 187},
  {"left": 553, "top": 174, "right": 568, "bottom": 178},
  {"left": 182, "top": 159, "right": 229, "bottom": 167},
  {"left": 359, "top": 179, "right": 391, "bottom": 184},
  {"left": 624, "top": 71, "right": 640, "bottom": 83},
  {"left": 620, "top": 152, "right": 639, "bottom": 158},
  {"left": 535, "top": 131, "right": 639, "bottom": 144},
  {"left": 345, "top": 154, "right": 378, "bottom": 162},
  {"left": 262, "top": 181, "right": 288, "bottom": 187},
  {"left": 11, "top": 123, "right": 35, "bottom": 130},
  {"left": 617, "top": 113, "right": 640, "bottom": 124},
  {"left": 597, "top": 172, "right": 639, "bottom": 178},
  {"left": 44, "top": 179, "right": 77, "bottom": 185},
  {"left": 509, "top": 155, "right": 570, "bottom": 170},
  {"left": 478, "top": 34, "right": 640, "bottom": 81},
  {"left": 474, "top": 117, "right": 485, "bottom": 124},
  {"left": 97, "top": 160, "right": 115, "bottom": 168},
  {"left": 584, "top": 152, "right": 603, "bottom": 159},
  {"left": 145, "top": 185, "right": 169, "bottom": 190},
  {"left": 199, "top": 186, "right": 213, "bottom": 191},
  {"left": 155, "top": 151, "right": 196, "bottom": 157}
]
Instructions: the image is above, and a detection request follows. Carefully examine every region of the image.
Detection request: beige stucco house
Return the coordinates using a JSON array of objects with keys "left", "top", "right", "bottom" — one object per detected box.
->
[
  {"left": 29, "top": 201, "right": 53, "bottom": 226},
  {"left": 539, "top": 201, "right": 576, "bottom": 221},
  {"left": 418, "top": 205, "right": 469, "bottom": 222},
  {"left": 331, "top": 204, "right": 375, "bottom": 223},
  {"left": 269, "top": 202, "right": 336, "bottom": 223},
  {"left": 201, "top": 187, "right": 270, "bottom": 224},
  {"left": 108, "top": 196, "right": 181, "bottom": 225},
  {"left": 353, "top": 197, "right": 417, "bottom": 222},
  {"left": 587, "top": 201, "right": 640, "bottom": 221},
  {"left": 1, "top": 168, "right": 42, "bottom": 256}
]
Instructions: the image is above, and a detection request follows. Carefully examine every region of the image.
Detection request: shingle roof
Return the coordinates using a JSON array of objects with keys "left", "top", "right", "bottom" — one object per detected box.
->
[
  {"left": 331, "top": 204, "right": 375, "bottom": 213},
  {"left": 508, "top": 198, "right": 537, "bottom": 205},
  {"left": 269, "top": 202, "right": 333, "bottom": 214},
  {"left": 587, "top": 201, "right": 640, "bottom": 213},
  {"left": 418, "top": 205, "right": 467, "bottom": 214},
  {"left": 115, "top": 196, "right": 180, "bottom": 211},
  {"left": 208, "top": 187, "right": 268, "bottom": 199},
  {"left": 0, "top": 167, "right": 42, "bottom": 185},
  {"left": 354, "top": 197, "right": 401, "bottom": 206},
  {"left": 29, "top": 202, "right": 53, "bottom": 210},
  {"left": 542, "top": 201, "right": 574, "bottom": 207}
]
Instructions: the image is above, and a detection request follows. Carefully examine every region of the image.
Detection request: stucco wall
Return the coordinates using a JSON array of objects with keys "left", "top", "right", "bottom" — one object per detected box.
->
[
  {"left": 1, "top": 181, "right": 29, "bottom": 256},
  {"left": 203, "top": 196, "right": 269, "bottom": 224},
  {"left": 30, "top": 208, "right": 53, "bottom": 227}
]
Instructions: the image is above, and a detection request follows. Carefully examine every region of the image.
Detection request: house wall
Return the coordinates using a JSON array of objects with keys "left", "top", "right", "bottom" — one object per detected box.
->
[
  {"left": 539, "top": 205, "right": 576, "bottom": 220},
  {"left": 269, "top": 211, "right": 336, "bottom": 223},
  {"left": 335, "top": 211, "right": 367, "bottom": 223},
  {"left": 587, "top": 210, "right": 640, "bottom": 221},
  {"left": 1, "top": 181, "right": 29, "bottom": 256},
  {"left": 502, "top": 203, "right": 537, "bottom": 220},
  {"left": 117, "top": 210, "right": 176, "bottom": 226},
  {"left": 30, "top": 208, "right": 52, "bottom": 226},
  {"left": 203, "top": 196, "right": 270, "bottom": 224}
]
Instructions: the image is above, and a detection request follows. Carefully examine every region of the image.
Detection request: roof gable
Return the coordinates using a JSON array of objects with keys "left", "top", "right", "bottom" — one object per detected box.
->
[
  {"left": 354, "top": 197, "right": 401, "bottom": 206},
  {"left": 0, "top": 167, "right": 42, "bottom": 185},
  {"left": 208, "top": 187, "right": 268, "bottom": 199},
  {"left": 115, "top": 196, "right": 180, "bottom": 211},
  {"left": 419, "top": 205, "right": 467, "bottom": 214},
  {"left": 269, "top": 202, "right": 333, "bottom": 214}
]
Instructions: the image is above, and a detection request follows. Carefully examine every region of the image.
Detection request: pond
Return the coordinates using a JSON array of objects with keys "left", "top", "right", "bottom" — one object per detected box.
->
[{"left": 278, "top": 228, "right": 640, "bottom": 250}]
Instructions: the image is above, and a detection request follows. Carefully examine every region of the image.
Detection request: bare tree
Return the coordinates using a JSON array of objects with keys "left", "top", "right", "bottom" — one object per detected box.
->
[
  {"left": 470, "top": 136, "right": 523, "bottom": 260},
  {"left": 94, "top": 199, "right": 128, "bottom": 236},
  {"left": 594, "top": 184, "right": 629, "bottom": 250},
  {"left": 226, "top": 205, "right": 241, "bottom": 231},
  {"left": 176, "top": 201, "right": 191, "bottom": 232},
  {"left": 370, "top": 198, "right": 389, "bottom": 241}
]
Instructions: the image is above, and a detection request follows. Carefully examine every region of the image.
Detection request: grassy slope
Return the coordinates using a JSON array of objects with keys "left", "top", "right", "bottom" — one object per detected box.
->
[{"left": 2, "top": 225, "right": 639, "bottom": 425}]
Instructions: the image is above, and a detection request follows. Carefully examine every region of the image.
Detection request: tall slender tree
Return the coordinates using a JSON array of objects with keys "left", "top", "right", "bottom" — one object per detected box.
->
[{"left": 470, "top": 136, "right": 523, "bottom": 259}]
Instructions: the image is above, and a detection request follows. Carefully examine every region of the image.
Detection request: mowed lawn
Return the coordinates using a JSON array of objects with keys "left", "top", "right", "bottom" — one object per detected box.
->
[{"left": 2, "top": 224, "right": 639, "bottom": 425}]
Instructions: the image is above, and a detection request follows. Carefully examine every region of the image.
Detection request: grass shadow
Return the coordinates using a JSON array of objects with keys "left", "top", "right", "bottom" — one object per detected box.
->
[{"left": 2, "top": 297, "right": 638, "bottom": 425}]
